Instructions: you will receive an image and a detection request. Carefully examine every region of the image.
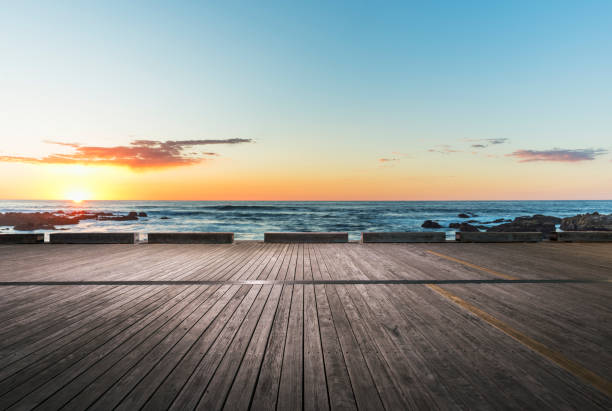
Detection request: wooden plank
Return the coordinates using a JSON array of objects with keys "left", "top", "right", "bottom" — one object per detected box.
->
[
  {"left": 11, "top": 285, "right": 216, "bottom": 409},
  {"left": 302, "top": 244, "right": 329, "bottom": 411},
  {"left": 0, "top": 285, "right": 195, "bottom": 407},
  {"left": 310, "top": 246, "right": 358, "bottom": 410},
  {"left": 0, "top": 234, "right": 44, "bottom": 244},
  {"left": 116, "top": 243, "right": 276, "bottom": 409},
  {"left": 552, "top": 231, "right": 612, "bottom": 242},
  {"left": 277, "top": 244, "right": 304, "bottom": 410},
  {"left": 362, "top": 232, "right": 446, "bottom": 243},
  {"left": 49, "top": 233, "right": 138, "bottom": 244},
  {"left": 264, "top": 232, "right": 348, "bottom": 243},
  {"left": 221, "top": 244, "right": 292, "bottom": 409},
  {"left": 147, "top": 232, "right": 234, "bottom": 244},
  {"left": 456, "top": 232, "right": 542, "bottom": 242},
  {"left": 250, "top": 244, "right": 297, "bottom": 410}
]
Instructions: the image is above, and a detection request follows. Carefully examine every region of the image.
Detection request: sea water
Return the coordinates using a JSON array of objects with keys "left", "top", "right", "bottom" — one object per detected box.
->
[{"left": 1, "top": 200, "right": 611, "bottom": 240}]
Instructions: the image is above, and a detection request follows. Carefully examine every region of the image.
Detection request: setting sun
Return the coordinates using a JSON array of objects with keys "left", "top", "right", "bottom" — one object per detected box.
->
[{"left": 66, "top": 190, "right": 91, "bottom": 204}]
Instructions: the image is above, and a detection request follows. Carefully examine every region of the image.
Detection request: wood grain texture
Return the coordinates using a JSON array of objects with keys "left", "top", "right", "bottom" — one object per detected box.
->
[{"left": 0, "top": 242, "right": 610, "bottom": 410}]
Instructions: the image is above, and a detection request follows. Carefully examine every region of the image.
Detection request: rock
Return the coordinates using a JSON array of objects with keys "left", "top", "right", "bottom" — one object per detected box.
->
[
  {"left": 138, "top": 212, "right": 148, "bottom": 217},
  {"left": 97, "top": 212, "right": 139, "bottom": 221},
  {"left": 421, "top": 220, "right": 442, "bottom": 229},
  {"left": 487, "top": 214, "right": 561, "bottom": 235},
  {"left": 449, "top": 222, "right": 480, "bottom": 232},
  {"left": 484, "top": 218, "right": 511, "bottom": 224},
  {"left": 457, "top": 213, "right": 470, "bottom": 218},
  {"left": 160, "top": 216, "right": 170, "bottom": 220},
  {"left": 560, "top": 212, "right": 612, "bottom": 231},
  {"left": 0, "top": 210, "right": 141, "bottom": 230},
  {"left": 14, "top": 223, "right": 56, "bottom": 231}
]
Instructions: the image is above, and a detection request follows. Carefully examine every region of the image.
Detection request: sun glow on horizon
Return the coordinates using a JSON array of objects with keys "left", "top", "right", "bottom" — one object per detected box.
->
[{"left": 65, "top": 189, "right": 92, "bottom": 204}]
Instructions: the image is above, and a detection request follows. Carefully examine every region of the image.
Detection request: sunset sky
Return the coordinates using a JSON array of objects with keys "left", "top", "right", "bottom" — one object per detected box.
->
[{"left": 1, "top": 1, "right": 611, "bottom": 200}]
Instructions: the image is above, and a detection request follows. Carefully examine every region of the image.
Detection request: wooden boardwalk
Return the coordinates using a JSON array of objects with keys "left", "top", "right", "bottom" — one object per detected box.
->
[{"left": 0, "top": 242, "right": 610, "bottom": 410}]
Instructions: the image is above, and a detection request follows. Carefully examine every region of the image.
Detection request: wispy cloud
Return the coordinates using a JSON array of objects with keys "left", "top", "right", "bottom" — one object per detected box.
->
[
  {"left": 507, "top": 148, "right": 607, "bottom": 163},
  {"left": 428, "top": 144, "right": 461, "bottom": 154},
  {"left": 0, "top": 139, "right": 253, "bottom": 170},
  {"left": 378, "top": 158, "right": 399, "bottom": 163},
  {"left": 464, "top": 138, "right": 509, "bottom": 148}
]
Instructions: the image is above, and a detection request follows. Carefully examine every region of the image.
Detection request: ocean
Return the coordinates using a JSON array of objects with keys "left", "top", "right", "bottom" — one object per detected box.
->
[{"left": 1, "top": 200, "right": 611, "bottom": 240}]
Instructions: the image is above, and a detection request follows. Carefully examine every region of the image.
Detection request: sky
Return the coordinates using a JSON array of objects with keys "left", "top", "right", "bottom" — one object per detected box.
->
[{"left": 0, "top": 0, "right": 611, "bottom": 201}]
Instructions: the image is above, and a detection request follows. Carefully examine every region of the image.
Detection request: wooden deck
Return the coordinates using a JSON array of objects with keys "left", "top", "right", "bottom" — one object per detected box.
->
[{"left": 0, "top": 242, "right": 610, "bottom": 410}]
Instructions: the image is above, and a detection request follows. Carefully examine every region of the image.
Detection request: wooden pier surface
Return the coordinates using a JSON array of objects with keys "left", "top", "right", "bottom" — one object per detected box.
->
[{"left": 0, "top": 242, "right": 610, "bottom": 410}]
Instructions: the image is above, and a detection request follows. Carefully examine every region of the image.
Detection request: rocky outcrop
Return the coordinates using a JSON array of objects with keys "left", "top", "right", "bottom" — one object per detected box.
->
[
  {"left": 487, "top": 214, "right": 561, "bottom": 235},
  {"left": 457, "top": 213, "right": 470, "bottom": 218},
  {"left": 0, "top": 211, "right": 146, "bottom": 230},
  {"left": 483, "top": 218, "right": 511, "bottom": 224},
  {"left": 560, "top": 212, "right": 612, "bottom": 231},
  {"left": 449, "top": 222, "right": 480, "bottom": 232},
  {"left": 422, "top": 220, "right": 442, "bottom": 229},
  {"left": 98, "top": 212, "right": 139, "bottom": 221}
]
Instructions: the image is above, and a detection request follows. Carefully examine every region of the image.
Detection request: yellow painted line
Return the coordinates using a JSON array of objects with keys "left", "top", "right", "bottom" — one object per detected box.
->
[
  {"left": 426, "top": 250, "right": 519, "bottom": 280},
  {"left": 427, "top": 284, "right": 612, "bottom": 397}
]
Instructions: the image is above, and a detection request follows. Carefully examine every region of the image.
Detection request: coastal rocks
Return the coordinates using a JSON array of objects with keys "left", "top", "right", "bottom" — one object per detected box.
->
[
  {"left": 0, "top": 211, "right": 147, "bottom": 230},
  {"left": 560, "top": 212, "right": 612, "bottom": 231},
  {"left": 484, "top": 218, "right": 511, "bottom": 224},
  {"left": 138, "top": 212, "right": 148, "bottom": 217},
  {"left": 98, "top": 212, "right": 139, "bottom": 221},
  {"left": 487, "top": 214, "right": 561, "bottom": 235},
  {"left": 160, "top": 216, "right": 170, "bottom": 220},
  {"left": 457, "top": 213, "right": 470, "bottom": 218},
  {"left": 449, "top": 222, "right": 480, "bottom": 232},
  {"left": 421, "top": 220, "right": 442, "bottom": 229}
]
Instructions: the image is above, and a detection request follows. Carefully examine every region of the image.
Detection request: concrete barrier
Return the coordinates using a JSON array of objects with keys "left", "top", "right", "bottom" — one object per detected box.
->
[
  {"left": 456, "top": 232, "right": 542, "bottom": 243},
  {"left": 551, "top": 231, "right": 612, "bottom": 242},
  {"left": 0, "top": 234, "right": 44, "bottom": 244},
  {"left": 264, "top": 232, "right": 348, "bottom": 243},
  {"left": 50, "top": 233, "right": 137, "bottom": 244},
  {"left": 362, "top": 232, "right": 446, "bottom": 243},
  {"left": 148, "top": 232, "right": 234, "bottom": 244}
]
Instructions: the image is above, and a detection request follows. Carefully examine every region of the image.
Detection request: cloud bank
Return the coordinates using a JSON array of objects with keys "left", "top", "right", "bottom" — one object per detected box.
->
[
  {"left": 507, "top": 148, "right": 607, "bottom": 163},
  {"left": 0, "top": 139, "right": 253, "bottom": 170}
]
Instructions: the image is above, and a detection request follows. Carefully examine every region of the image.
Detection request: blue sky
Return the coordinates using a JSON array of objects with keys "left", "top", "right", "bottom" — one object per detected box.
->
[{"left": 0, "top": 1, "right": 611, "bottom": 199}]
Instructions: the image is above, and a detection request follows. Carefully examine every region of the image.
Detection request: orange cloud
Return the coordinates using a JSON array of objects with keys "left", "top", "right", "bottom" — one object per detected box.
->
[{"left": 0, "top": 139, "right": 253, "bottom": 170}]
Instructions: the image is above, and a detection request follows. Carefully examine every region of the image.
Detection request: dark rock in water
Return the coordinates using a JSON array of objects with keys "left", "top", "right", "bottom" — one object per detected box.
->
[
  {"left": 449, "top": 222, "right": 479, "bottom": 232},
  {"left": 487, "top": 214, "right": 561, "bottom": 235},
  {"left": 457, "top": 213, "right": 470, "bottom": 218},
  {"left": 14, "top": 223, "right": 56, "bottom": 231},
  {"left": 138, "top": 212, "right": 148, "bottom": 217},
  {"left": 467, "top": 220, "right": 479, "bottom": 223},
  {"left": 98, "top": 212, "right": 139, "bottom": 221},
  {"left": 0, "top": 210, "right": 142, "bottom": 230},
  {"left": 160, "top": 216, "right": 170, "bottom": 220},
  {"left": 422, "top": 220, "right": 442, "bottom": 229},
  {"left": 560, "top": 212, "right": 612, "bottom": 231},
  {"left": 484, "top": 218, "right": 511, "bottom": 224}
]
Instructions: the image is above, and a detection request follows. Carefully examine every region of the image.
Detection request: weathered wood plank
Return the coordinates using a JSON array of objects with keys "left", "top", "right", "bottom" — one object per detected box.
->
[
  {"left": 0, "top": 234, "right": 44, "bottom": 244},
  {"left": 362, "top": 232, "right": 446, "bottom": 243},
  {"left": 49, "top": 233, "right": 138, "bottom": 244},
  {"left": 265, "top": 232, "right": 348, "bottom": 243},
  {"left": 147, "top": 232, "right": 234, "bottom": 244}
]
